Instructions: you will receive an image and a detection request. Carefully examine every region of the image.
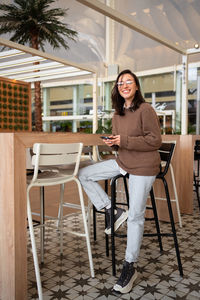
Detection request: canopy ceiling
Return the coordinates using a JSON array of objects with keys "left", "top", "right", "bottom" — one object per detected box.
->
[
  {"left": 1, "top": 0, "right": 200, "bottom": 77},
  {"left": 51, "top": 0, "right": 200, "bottom": 75}
]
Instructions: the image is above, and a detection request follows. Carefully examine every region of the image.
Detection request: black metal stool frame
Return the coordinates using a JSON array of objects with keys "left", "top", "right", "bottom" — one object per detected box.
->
[
  {"left": 193, "top": 140, "right": 200, "bottom": 210},
  {"left": 110, "top": 142, "right": 183, "bottom": 277}
]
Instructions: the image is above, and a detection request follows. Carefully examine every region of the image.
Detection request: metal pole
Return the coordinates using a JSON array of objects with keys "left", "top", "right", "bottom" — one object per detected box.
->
[
  {"left": 196, "top": 76, "right": 200, "bottom": 134},
  {"left": 181, "top": 55, "right": 188, "bottom": 135}
]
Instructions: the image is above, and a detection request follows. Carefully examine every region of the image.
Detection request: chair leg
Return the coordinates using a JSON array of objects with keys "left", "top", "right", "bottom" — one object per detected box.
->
[
  {"left": 76, "top": 178, "right": 95, "bottom": 278},
  {"left": 111, "top": 177, "right": 117, "bottom": 276},
  {"left": 149, "top": 188, "right": 163, "bottom": 252},
  {"left": 170, "top": 165, "right": 182, "bottom": 227},
  {"left": 104, "top": 209, "right": 109, "bottom": 257},
  {"left": 93, "top": 206, "right": 97, "bottom": 241},
  {"left": 104, "top": 179, "right": 109, "bottom": 257},
  {"left": 123, "top": 176, "right": 129, "bottom": 207},
  {"left": 40, "top": 187, "right": 45, "bottom": 264},
  {"left": 163, "top": 178, "right": 183, "bottom": 277},
  {"left": 194, "top": 172, "right": 200, "bottom": 210},
  {"left": 59, "top": 183, "right": 65, "bottom": 256},
  {"left": 27, "top": 189, "right": 43, "bottom": 300}
]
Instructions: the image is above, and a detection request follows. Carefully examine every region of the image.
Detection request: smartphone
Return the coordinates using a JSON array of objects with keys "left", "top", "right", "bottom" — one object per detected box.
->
[{"left": 100, "top": 136, "right": 112, "bottom": 140}]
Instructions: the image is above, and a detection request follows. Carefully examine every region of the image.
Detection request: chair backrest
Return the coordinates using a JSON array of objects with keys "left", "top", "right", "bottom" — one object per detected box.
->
[
  {"left": 96, "top": 145, "right": 117, "bottom": 161},
  {"left": 82, "top": 145, "right": 93, "bottom": 160},
  {"left": 194, "top": 140, "right": 200, "bottom": 160},
  {"left": 158, "top": 142, "right": 175, "bottom": 177},
  {"left": 31, "top": 142, "right": 83, "bottom": 181}
]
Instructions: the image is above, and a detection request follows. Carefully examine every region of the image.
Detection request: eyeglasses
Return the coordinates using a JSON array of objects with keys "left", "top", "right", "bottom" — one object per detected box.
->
[{"left": 117, "top": 80, "right": 134, "bottom": 87}]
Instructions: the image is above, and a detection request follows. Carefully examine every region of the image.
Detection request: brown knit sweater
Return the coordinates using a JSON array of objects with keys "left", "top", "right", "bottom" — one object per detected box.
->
[{"left": 112, "top": 102, "right": 162, "bottom": 176}]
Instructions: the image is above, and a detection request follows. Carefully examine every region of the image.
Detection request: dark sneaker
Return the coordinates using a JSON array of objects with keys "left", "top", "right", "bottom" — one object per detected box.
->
[
  {"left": 105, "top": 207, "right": 128, "bottom": 235},
  {"left": 113, "top": 261, "right": 138, "bottom": 294}
]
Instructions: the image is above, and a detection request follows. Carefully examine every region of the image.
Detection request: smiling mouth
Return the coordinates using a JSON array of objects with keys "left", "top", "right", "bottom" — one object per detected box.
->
[{"left": 122, "top": 89, "right": 130, "bottom": 93}]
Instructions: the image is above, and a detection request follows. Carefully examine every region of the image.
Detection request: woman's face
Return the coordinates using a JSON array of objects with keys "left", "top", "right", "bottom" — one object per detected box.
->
[{"left": 117, "top": 73, "right": 138, "bottom": 103}]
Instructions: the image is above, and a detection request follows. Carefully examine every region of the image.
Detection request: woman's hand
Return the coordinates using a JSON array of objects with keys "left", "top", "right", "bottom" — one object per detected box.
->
[{"left": 103, "top": 135, "right": 120, "bottom": 146}]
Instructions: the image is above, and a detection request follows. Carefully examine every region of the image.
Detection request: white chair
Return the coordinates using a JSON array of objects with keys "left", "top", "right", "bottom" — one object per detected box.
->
[{"left": 27, "top": 143, "right": 94, "bottom": 300}]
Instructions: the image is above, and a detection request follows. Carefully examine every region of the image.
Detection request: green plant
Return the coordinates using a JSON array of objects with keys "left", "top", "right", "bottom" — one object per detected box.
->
[
  {"left": 96, "top": 118, "right": 112, "bottom": 134},
  {"left": 60, "top": 121, "right": 72, "bottom": 132}
]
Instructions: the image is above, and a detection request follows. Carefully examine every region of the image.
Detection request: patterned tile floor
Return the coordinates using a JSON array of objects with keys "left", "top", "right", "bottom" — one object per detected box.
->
[{"left": 28, "top": 199, "right": 200, "bottom": 300}]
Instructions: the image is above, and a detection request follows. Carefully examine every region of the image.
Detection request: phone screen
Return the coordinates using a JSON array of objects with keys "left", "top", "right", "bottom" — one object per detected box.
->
[{"left": 100, "top": 136, "right": 112, "bottom": 140}]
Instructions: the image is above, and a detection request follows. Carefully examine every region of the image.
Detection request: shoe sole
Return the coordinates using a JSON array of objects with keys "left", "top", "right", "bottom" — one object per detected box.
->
[
  {"left": 113, "top": 270, "right": 138, "bottom": 294},
  {"left": 104, "top": 211, "right": 128, "bottom": 235}
]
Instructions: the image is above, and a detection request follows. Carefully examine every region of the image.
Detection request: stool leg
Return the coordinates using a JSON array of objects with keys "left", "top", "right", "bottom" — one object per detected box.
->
[
  {"left": 104, "top": 179, "right": 109, "bottom": 257},
  {"left": 40, "top": 187, "right": 45, "bottom": 264},
  {"left": 149, "top": 188, "right": 163, "bottom": 252},
  {"left": 194, "top": 172, "right": 200, "bottom": 210},
  {"left": 111, "top": 177, "right": 117, "bottom": 276},
  {"left": 93, "top": 206, "right": 97, "bottom": 241},
  {"left": 123, "top": 176, "right": 129, "bottom": 208},
  {"left": 163, "top": 177, "right": 183, "bottom": 277}
]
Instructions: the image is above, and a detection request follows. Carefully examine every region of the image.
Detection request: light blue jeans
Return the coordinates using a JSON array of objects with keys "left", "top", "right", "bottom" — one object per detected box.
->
[{"left": 78, "top": 159, "right": 156, "bottom": 263}]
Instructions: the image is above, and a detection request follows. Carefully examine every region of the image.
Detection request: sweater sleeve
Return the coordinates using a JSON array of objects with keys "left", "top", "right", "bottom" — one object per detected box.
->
[{"left": 120, "top": 106, "right": 162, "bottom": 152}]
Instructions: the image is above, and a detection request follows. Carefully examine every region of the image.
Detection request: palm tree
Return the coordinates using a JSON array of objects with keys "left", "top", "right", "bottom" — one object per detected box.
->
[{"left": 0, "top": 0, "right": 78, "bottom": 131}]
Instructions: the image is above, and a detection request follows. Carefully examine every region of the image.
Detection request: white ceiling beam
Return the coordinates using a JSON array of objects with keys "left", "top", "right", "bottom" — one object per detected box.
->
[
  {"left": 8, "top": 66, "right": 82, "bottom": 80},
  {"left": 76, "top": 0, "right": 187, "bottom": 55},
  {"left": 0, "top": 49, "right": 24, "bottom": 58},
  {"left": 0, "top": 56, "right": 46, "bottom": 69},
  {"left": 19, "top": 70, "right": 91, "bottom": 82},
  {"left": 0, "top": 37, "right": 96, "bottom": 73},
  {"left": 0, "top": 62, "right": 63, "bottom": 76}
]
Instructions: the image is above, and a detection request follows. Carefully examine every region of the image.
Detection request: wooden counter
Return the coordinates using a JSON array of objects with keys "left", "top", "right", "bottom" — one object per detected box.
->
[{"left": 0, "top": 132, "right": 198, "bottom": 300}]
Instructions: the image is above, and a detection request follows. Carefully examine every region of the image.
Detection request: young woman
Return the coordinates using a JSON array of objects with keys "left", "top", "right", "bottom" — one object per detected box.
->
[{"left": 78, "top": 69, "right": 162, "bottom": 294}]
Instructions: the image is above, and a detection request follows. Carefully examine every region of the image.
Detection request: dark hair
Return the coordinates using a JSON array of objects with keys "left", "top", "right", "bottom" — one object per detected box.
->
[{"left": 111, "top": 69, "right": 145, "bottom": 115}]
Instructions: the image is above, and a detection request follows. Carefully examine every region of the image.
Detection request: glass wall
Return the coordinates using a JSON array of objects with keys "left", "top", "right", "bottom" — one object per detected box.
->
[{"left": 38, "top": 64, "right": 200, "bottom": 134}]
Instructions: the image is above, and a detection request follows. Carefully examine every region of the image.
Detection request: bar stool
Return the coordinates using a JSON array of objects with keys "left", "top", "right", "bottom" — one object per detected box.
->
[
  {"left": 110, "top": 142, "right": 183, "bottom": 277},
  {"left": 27, "top": 143, "right": 95, "bottom": 300},
  {"left": 154, "top": 141, "right": 182, "bottom": 227}
]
